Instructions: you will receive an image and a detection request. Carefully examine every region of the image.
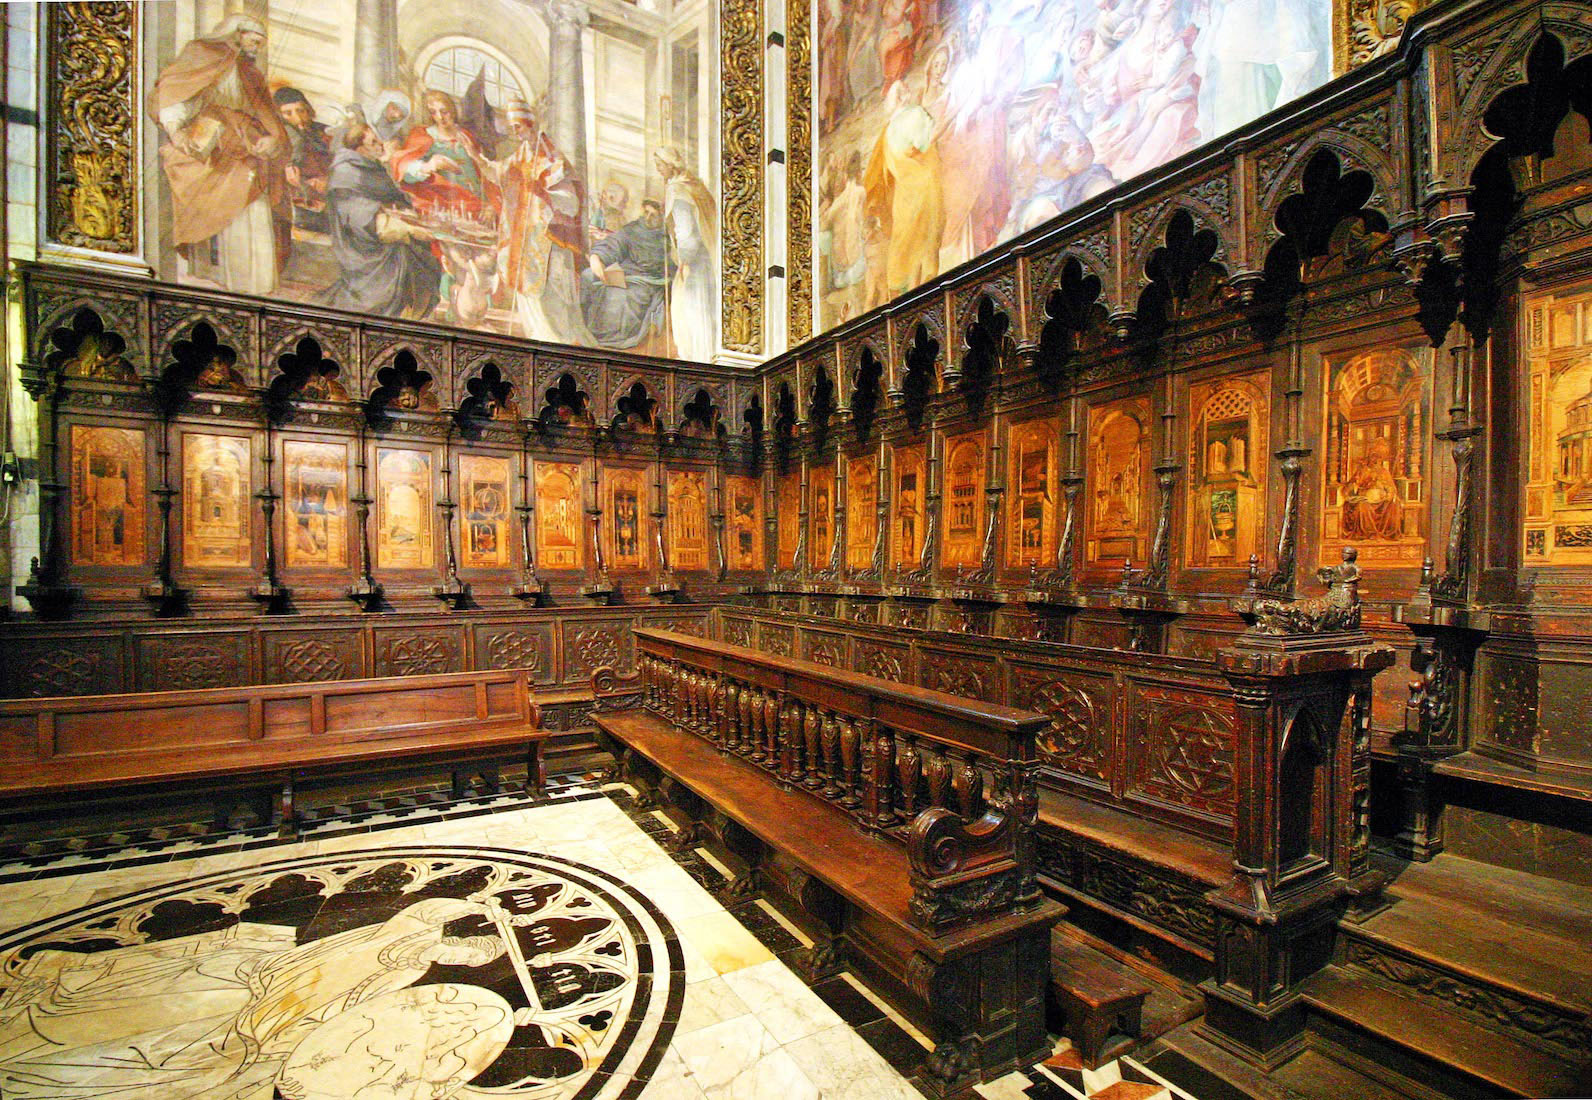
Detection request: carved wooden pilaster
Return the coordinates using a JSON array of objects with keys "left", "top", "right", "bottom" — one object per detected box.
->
[
  {"left": 511, "top": 431, "right": 548, "bottom": 602},
  {"left": 648, "top": 461, "right": 680, "bottom": 600},
  {"left": 1258, "top": 312, "right": 1311, "bottom": 598},
  {"left": 582, "top": 455, "right": 615, "bottom": 603},
  {"left": 17, "top": 363, "right": 80, "bottom": 619},
  {"left": 346, "top": 431, "right": 384, "bottom": 611},
  {"left": 432, "top": 434, "right": 470, "bottom": 609},
  {"left": 250, "top": 430, "right": 291, "bottom": 613},
  {"left": 141, "top": 416, "right": 188, "bottom": 616}
]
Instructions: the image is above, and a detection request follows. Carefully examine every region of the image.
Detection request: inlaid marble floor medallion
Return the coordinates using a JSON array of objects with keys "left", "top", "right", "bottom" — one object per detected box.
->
[{"left": 0, "top": 845, "right": 683, "bottom": 1099}]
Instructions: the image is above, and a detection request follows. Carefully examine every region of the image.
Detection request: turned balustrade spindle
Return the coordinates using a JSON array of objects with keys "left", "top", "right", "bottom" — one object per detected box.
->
[
  {"left": 781, "top": 696, "right": 801, "bottom": 775},
  {"left": 839, "top": 717, "right": 862, "bottom": 808},
  {"left": 954, "top": 752, "right": 983, "bottom": 819},
  {"left": 737, "top": 687, "right": 754, "bottom": 755},
  {"left": 763, "top": 690, "right": 780, "bottom": 765},
  {"left": 820, "top": 711, "right": 841, "bottom": 796},
  {"left": 752, "top": 689, "right": 771, "bottom": 762},
  {"left": 787, "top": 699, "right": 807, "bottom": 782},
  {"left": 872, "top": 729, "right": 897, "bottom": 827},
  {"left": 925, "top": 746, "right": 951, "bottom": 810},
  {"left": 897, "top": 733, "right": 922, "bottom": 818},
  {"left": 720, "top": 680, "right": 738, "bottom": 746},
  {"left": 803, "top": 706, "right": 824, "bottom": 789}
]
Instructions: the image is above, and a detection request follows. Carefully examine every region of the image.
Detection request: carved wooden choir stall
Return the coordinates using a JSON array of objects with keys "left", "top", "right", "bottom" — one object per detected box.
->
[{"left": 6, "top": 0, "right": 1592, "bottom": 1096}]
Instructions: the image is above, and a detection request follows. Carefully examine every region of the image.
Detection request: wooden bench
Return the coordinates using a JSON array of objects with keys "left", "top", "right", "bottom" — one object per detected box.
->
[
  {"left": 0, "top": 669, "right": 547, "bottom": 835},
  {"left": 591, "top": 627, "right": 1065, "bottom": 1097}
]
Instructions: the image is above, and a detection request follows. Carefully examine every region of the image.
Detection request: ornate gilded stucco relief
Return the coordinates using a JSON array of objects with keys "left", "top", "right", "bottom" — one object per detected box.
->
[
  {"left": 721, "top": 0, "right": 764, "bottom": 356},
  {"left": 786, "top": 0, "right": 814, "bottom": 345},
  {"left": 1334, "top": 0, "right": 1431, "bottom": 72},
  {"left": 46, "top": 0, "right": 138, "bottom": 253}
]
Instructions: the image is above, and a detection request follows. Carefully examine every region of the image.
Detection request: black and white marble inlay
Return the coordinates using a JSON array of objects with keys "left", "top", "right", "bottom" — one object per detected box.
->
[{"left": 0, "top": 847, "right": 682, "bottom": 1099}]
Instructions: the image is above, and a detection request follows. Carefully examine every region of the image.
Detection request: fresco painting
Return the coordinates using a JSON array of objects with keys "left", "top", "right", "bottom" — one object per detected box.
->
[
  {"left": 815, "top": 0, "right": 1332, "bottom": 328},
  {"left": 145, "top": 3, "right": 717, "bottom": 356},
  {"left": 1320, "top": 347, "right": 1428, "bottom": 567},
  {"left": 1186, "top": 373, "right": 1267, "bottom": 569},
  {"left": 182, "top": 432, "right": 252, "bottom": 568},
  {"left": 70, "top": 426, "right": 146, "bottom": 568}
]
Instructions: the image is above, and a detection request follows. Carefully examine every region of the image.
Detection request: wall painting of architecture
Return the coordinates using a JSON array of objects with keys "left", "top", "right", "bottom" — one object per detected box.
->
[
  {"left": 375, "top": 447, "right": 435, "bottom": 570},
  {"left": 534, "top": 462, "right": 583, "bottom": 571},
  {"left": 458, "top": 453, "right": 513, "bottom": 569},
  {"left": 181, "top": 431, "right": 252, "bottom": 568},
  {"left": 667, "top": 470, "right": 709, "bottom": 571},
  {"left": 1523, "top": 283, "right": 1592, "bottom": 564},
  {"left": 892, "top": 443, "right": 926, "bottom": 568},
  {"left": 70, "top": 425, "right": 146, "bottom": 568},
  {"left": 847, "top": 454, "right": 879, "bottom": 570},
  {"left": 1320, "top": 347, "right": 1429, "bottom": 567},
  {"left": 810, "top": 463, "right": 837, "bottom": 566},
  {"left": 1085, "top": 396, "right": 1150, "bottom": 566},
  {"left": 1007, "top": 418, "right": 1058, "bottom": 570},
  {"left": 143, "top": 3, "right": 719, "bottom": 357},
  {"left": 942, "top": 430, "right": 986, "bottom": 569},
  {"left": 602, "top": 466, "right": 649, "bottom": 571},
  {"left": 777, "top": 471, "right": 802, "bottom": 569},
  {"left": 814, "top": 0, "right": 1331, "bottom": 328},
  {"left": 1186, "top": 372, "right": 1269, "bottom": 569},
  {"left": 283, "top": 440, "right": 347, "bottom": 569},
  {"left": 727, "top": 474, "right": 764, "bottom": 571}
]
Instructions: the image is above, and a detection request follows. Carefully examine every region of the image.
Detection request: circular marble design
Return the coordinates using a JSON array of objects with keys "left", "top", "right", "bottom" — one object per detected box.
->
[{"left": 0, "top": 846, "right": 682, "bottom": 1100}]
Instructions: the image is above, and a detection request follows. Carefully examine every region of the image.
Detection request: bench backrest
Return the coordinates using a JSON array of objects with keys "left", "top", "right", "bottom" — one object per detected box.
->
[
  {"left": 0, "top": 669, "right": 535, "bottom": 782},
  {"left": 718, "top": 607, "right": 1238, "bottom": 842}
]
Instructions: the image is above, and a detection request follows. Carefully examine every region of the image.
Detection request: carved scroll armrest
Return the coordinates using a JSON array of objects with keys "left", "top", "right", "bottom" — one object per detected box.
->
[
  {"left": 907, "top": 804, "right": 1031, "bottom": 933},
  {"left": 590, "top": 665, "right": 643, "bottom": 712}
]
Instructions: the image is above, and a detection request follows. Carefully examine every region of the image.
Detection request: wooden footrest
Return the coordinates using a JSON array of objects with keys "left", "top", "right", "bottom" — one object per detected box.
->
[{"left": 1051, "top": 938, "right": 1151, "bottom": 1069}]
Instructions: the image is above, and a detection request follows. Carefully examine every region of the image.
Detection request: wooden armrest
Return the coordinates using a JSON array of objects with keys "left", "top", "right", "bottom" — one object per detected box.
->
[
  {"left": 591, "top": 665, "right": 643, "bottom": 711},
  {"left": 907, "top": 803, "right": 1037, "bottom": 933}
]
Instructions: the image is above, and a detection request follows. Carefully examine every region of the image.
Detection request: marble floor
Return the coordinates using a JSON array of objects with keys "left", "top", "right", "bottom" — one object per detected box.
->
[{"left": 0, "top": 779, "right": 1204, "bottom": 1100}]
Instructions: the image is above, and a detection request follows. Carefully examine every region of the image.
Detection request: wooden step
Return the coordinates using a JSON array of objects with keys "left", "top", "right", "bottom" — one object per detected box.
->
[
  {"left": 1303, "top": 965, "right": 1591, "bottom": 1099},
  {"left": 1144, "top": 1019, "right": 1443, "bottom": 1100},
  {"left": 1341, "top": 852, "right": 1592, "bottom": 1060}
]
